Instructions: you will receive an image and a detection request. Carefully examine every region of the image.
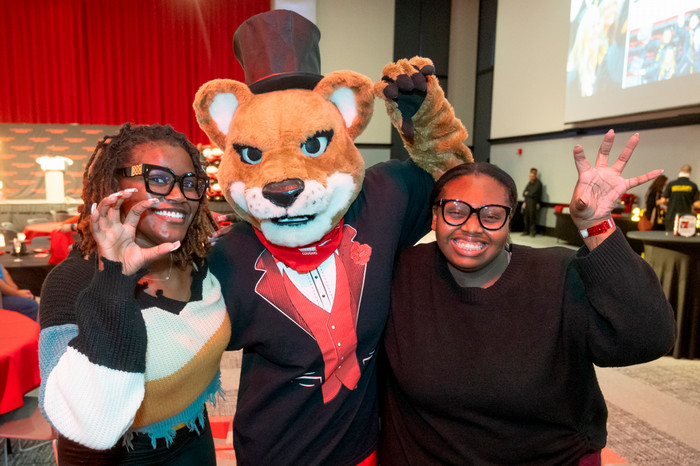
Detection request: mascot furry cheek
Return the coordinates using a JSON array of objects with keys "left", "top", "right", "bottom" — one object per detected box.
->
[{"left": 193, "top": 11, "right": 374, "bottom": 248}]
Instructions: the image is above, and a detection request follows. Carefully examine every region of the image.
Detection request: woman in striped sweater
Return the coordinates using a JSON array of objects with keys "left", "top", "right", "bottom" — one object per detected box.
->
[{"left": 39, "top": 123, "right": 229, "bottom": 465}]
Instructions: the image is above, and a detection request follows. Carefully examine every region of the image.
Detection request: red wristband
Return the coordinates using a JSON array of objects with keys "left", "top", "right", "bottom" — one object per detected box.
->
[{"left": 579, "top": 218, "right": 615, "bottom": 238}]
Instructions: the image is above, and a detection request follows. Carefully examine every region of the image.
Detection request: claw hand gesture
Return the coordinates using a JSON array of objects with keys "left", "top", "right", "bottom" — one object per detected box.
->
[
  {"left": 90, "top": 189, "right": 179, "bottom": 276},
  {"left": 570, "top": 130, "right": 662, "bottom": 237}
]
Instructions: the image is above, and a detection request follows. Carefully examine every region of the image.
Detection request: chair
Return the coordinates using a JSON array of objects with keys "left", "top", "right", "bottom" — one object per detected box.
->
[
  {"left": 0, "top": 396, "right": 56, "bottom": 466},
  {"left": 24, "top": 218, "right": 51, "bottom": 226},
  {"left": 50, "top": 210, "right": 74, "bottom": 223},
  {"left": 0, "top": 229, "right": 18, "bottom": 243}
]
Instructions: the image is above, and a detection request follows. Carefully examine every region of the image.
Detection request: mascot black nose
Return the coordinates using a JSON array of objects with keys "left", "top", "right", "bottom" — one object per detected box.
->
[{"left": 263, "top": 178, "right": 305, "bottom": 208}]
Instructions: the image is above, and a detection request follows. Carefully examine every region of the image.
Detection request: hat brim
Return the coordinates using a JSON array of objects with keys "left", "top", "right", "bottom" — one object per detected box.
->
[{"left": 249, "top": 72, "right": 323, "bottom": 94}]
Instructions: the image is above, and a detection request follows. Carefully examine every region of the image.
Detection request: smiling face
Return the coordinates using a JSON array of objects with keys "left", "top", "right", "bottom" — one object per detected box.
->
[
  {"left": 432, "top": 174, "right": 510, "bottom": 273},
  {"left": 118, "top": 142, "right": 201, "bottom": 248}
]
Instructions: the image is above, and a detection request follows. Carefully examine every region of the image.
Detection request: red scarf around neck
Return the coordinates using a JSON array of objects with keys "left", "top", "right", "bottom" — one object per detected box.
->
[{"left": 253, "top": 220, "right": 344, "bottom": 273}]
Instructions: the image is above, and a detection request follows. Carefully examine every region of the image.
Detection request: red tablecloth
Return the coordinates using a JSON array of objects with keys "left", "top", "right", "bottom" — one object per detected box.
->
[
  {"left": 23, "top": 222, "right": 63, "bottom": 243},
  {"left": 0, "top": 309, "right": 41, "bottom": 414}
]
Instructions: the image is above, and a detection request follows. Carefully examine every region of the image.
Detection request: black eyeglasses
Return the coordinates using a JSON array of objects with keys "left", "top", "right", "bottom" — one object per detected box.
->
[
  {"left": 434, "top": 199, "right": 511, "bottom": 231},
  {"left": 117, "top": 163, "right": 209, "bottom": 201}
]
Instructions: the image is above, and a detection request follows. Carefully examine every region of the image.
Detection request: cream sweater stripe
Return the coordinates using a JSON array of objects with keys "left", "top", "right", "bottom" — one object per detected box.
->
[
  {"left": 44, "top": 346, "right": 145, "bottom": 450},
  {"left": 141, "top": 270, "right": 225, "bottom": 381}
]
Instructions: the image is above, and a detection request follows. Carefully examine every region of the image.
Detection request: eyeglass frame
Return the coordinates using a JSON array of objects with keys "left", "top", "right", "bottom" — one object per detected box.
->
[
  {"left": 434, "top": 199, "right": 512, "bottom": 231},
  {"left": 116, "top": 163, "right": 209, "bottom": 201}
]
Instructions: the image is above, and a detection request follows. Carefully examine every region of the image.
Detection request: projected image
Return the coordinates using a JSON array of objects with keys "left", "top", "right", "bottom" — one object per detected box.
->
[
  {"left": 567, "top": 0, "right": 630, "bottom": 97},
  {"left": 625, "top": 4, "right": 700, "bottom": 87},
  {"left": 567, "top": 0, "right": 700, "bottom": 96},
  {"left": 565, "top": 0, "right": 700, "bottom": 122}
]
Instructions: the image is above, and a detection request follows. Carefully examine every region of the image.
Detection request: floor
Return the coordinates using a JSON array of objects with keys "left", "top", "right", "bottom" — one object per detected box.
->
[{"left": 4, "top": 233, "right": 700, "bottom": 465}]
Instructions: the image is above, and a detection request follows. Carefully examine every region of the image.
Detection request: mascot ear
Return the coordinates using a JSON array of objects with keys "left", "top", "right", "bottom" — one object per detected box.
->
[
  {"left": 314, "top": 71, "right": 374, "bottom": 140},
  {"left": 193, "top": 79, "right": 254, "bottom": 149}
]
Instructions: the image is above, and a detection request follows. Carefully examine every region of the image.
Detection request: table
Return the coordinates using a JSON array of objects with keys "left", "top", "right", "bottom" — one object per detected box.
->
[
  {"left": 0, "top": 200, "right": 80, "bottom": 230},
  {"left": 0, "top": 251, "right": 55, "bottom": 297},
  {"left": 0, "top": 309, "right": 41, "bottom": 415},
  {"left": 23, "top": 222, "right": 63, "bottom": 244},
  {"left": 627, "top": 231, "right": 700, "bottom": 359}
]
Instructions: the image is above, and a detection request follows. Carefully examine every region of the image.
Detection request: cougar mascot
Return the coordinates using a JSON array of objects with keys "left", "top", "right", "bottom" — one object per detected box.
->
[{"left": 193, "top": 9, "right": 472, "bottom": 465}]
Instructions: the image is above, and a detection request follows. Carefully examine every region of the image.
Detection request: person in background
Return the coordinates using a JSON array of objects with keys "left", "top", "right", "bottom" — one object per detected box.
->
[
  {"left": 521, "top": 167, "right": 542, "bottom": 237},
  {"left": 48, "top": 214, "right": 81, "bottom": 264},
  {"left": 380, "top": 131, "right": 675, "bottom": 465},
  {"left": 659, "top": 164, "right": 700, "bottom": 231},
  {"left": 0, "top": 265, "right": 39, "bottom": 320},
  {"left": 642, "top": 174, "right": 668, "bottom": 230},
  {"left": 39, "top": 123, "right": 228, "bottom": 464},
  {"left": 56, "top": 214, "right": 80, "bottom": 234}
]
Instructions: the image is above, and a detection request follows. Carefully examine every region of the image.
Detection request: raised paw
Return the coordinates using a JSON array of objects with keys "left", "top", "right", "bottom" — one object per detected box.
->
[
  {"left": 375, "top": 57, "right": 437, "bottom": 143},
  {"left": 380, "top": 63, "right": 435, "bottom": 100}
]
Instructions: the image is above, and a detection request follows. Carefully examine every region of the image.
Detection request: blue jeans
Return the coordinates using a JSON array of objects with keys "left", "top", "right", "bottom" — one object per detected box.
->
[{"left": 1, "top": 294, "right": 39, "bottom": 321}]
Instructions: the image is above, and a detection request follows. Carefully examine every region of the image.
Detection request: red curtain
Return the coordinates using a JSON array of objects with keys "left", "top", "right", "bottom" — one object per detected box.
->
[{"left": 0, "top": 0, "right": 268, "bottom": 144}]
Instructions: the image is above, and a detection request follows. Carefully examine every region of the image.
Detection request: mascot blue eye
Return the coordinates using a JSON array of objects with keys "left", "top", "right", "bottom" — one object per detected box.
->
[
  {"left": 233, "top": 144, "right": 263, "bottom": 165},
  {"left": 301, "top": 130, "right": 333, "bottom": 157}
]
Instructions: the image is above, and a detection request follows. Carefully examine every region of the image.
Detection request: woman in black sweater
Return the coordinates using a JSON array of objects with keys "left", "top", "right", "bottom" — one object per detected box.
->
[{"left": 380, "top": 131, "right": 675, "bottom": 465}]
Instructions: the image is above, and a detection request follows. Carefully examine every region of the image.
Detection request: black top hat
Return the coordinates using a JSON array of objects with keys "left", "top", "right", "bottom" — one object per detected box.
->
[{"left": 233, "top": 9, "right": 323, "bottom": 94}]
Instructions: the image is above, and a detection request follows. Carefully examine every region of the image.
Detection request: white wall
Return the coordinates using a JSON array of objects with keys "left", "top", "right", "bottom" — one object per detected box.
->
[
  {"left": 491, "top": 0, "right": 569, "bottom": 138},
  {"left": 489, "top": 0, "right": 700, "bottom": 223},
  {"left": 316, "top": 0, "right": 396, "bottom": 145}
]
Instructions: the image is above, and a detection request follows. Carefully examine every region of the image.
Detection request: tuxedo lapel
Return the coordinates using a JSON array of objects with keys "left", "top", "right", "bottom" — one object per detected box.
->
[{"left": 255, "top": 249, "right": 314, "bottom": 336}]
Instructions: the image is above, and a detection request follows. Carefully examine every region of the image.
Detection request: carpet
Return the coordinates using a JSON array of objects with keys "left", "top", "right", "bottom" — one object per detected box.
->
[{"left": 605, "top": 402, "right": 700, "bottom": 465}]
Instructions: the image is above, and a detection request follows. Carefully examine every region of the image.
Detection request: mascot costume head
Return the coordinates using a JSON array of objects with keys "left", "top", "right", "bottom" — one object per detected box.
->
[{"left": 193, "top": 9, "right": 472, "bottom": 256}]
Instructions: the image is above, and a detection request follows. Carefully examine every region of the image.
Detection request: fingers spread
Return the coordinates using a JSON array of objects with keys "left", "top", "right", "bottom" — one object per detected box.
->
[
  {"left": 595, "top": 129, "right": 615, "bottom": 167},
  {"left": 572, "top": 144, "right": 591, "bottom": 174},
  {"left": 611, "top": 133, "right": 639, "bottom": 173},
  {"left": 627, "top": 169, "right": 664, "bottom": 190}
]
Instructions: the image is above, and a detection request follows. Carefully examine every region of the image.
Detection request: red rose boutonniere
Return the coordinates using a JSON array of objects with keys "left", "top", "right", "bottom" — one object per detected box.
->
[{"left": 351, "top": 242, "right": 372, "bottom": 265}]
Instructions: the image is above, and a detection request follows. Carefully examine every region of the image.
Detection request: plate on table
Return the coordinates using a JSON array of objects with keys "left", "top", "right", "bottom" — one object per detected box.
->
[{"left": 33, "top": 248, "right": 49, "bottom": 254}]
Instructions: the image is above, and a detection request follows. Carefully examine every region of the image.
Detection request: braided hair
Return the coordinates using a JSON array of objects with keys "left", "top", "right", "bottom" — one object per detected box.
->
[{"left": 77, "top": 122, "right": 217, "bottom": 268}]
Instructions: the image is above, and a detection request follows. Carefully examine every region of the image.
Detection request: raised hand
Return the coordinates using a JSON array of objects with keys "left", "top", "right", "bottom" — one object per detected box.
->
[
  {"left": 376, "top": 58, "right": 435, "bottom": 143},
  {"left": 570, "top": 130, "right": 663, "bottom": 231},
  {"left": 373, "top": 56, "right": 473, "bottom": 179},
  {"left": 90, "top": 189, "right": 180, "bottom": 276}
]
